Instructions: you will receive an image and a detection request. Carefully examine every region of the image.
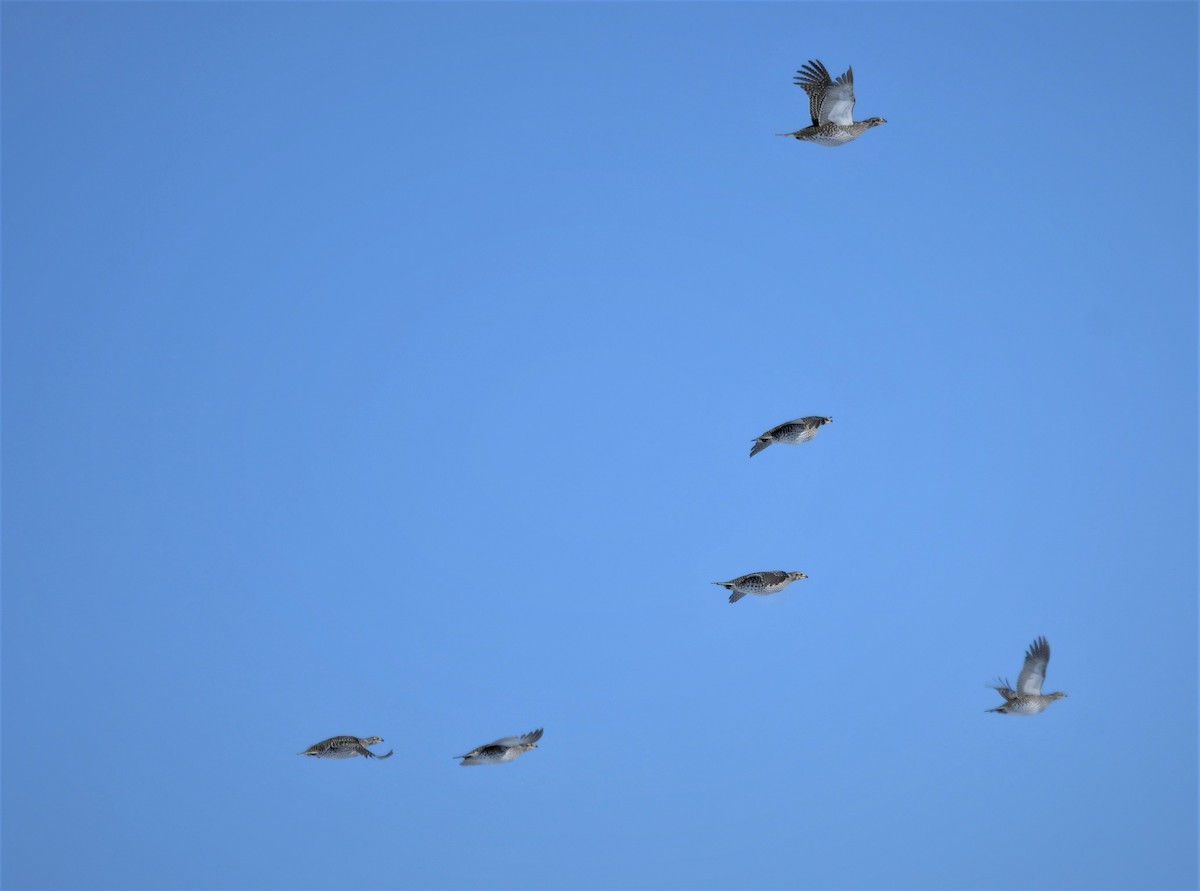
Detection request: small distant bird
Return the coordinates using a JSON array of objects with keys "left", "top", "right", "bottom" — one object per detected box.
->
[
  {"left": 778, "top": 60, "right": 887, "bottom": 146},
  {"left": 456, "top": 728, "right": 543, "bottom": 765},
  {"left": 987, "top": 636, "right": 1068, "bottom": 715},
  {"left": 750, "top": 416, "right": 831, "bottom": 457},
  {"left": 713, "top": 570, "right": 807, "bottom": 604},
  {"left": 298, "top": 735, "right": 394, "bottom": 760}
]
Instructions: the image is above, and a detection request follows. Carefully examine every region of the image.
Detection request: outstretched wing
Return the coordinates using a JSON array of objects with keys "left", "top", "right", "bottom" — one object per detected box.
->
[
  {"left": 1016, "top": 637, "right": 1050, "bottom": 696},
  {"left": 794, "top": 60, "right": 856, "bottom": 127},
  {"left": 990, "top": 678, "right": 1018, "bottom": 701},
  {"left": 358, "top": 745, "right": 394, "bottom": 759},
  {"left": 491, "top": 728, "right": 544, "bottom": 747}
]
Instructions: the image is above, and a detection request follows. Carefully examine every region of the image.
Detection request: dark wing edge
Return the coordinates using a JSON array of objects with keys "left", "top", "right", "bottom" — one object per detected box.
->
[{"left": 793, "top": 59, "right": 832, "bottom": 127}]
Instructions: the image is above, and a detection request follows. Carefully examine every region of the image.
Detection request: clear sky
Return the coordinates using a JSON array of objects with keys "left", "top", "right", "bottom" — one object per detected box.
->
[{"left": 3, "top": 3, "right": 1197, "bottom": 890}]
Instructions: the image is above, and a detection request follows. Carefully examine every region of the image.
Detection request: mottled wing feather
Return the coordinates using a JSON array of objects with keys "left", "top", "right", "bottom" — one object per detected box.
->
[
  {"left": 769, "top": 417, "right": 826, "bottom": 438},
  {"left": 755, "top": 571, "right": 789, "bottom": 586},
  {"left": 491, "top": 728, "right": 543, "bottom": 747},
  {"left": 1016, "top": 637, "right": 1050, "bottom": 696},
  {"left": 769, "top": 423, "right": 804, "bottom": 440},
  {"left": 793, "top": 61, "right": 856, "bottom": 127},
  {"left": 769, "top": 418, "right": 807, "bottom": 437},
  {"left": 794, "top": 59, "right": 831, "bottom": 127},
  {"left": 462, "top": 728, "right": 543, "bottom": 757},
  {"left": 303, "top": 735, "right": 357, "bottom": 755},
  {"left": 991, "top": 678, "right": 1018, "bottom": 701}
]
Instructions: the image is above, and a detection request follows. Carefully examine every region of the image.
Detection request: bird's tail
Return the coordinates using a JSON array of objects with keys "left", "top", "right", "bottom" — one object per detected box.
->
[
  {"left": 749, "top": 438, "right": 771, "bottom": 457},
  {"left": 985, "top": 706, "right": 1008, "bottom": 714}
]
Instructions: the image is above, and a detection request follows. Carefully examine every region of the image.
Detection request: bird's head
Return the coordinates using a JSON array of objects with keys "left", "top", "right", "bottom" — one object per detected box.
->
[
  {"left": 788, "top": 572, "right": 809, "bottom": 582},
  {"left": 362, "top": 737, "right": 385, "bottom": 746},
  {"left": 1049, "top": 692, "right": 1067, "bottom": 701},
  {"left": 865, "top": 117, "right": 887, "bottom": 127}
]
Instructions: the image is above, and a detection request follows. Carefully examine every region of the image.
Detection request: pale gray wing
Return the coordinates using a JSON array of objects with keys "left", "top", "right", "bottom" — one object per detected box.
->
[
  {"left": 490, "top": 728, "right": 543, "bottom": 747},
  {"left": 1016, "top": 637, "right": 1050, "bottom": 695},
  {"left": 818, "top": 66, "right": 856, "bottom": 126}
]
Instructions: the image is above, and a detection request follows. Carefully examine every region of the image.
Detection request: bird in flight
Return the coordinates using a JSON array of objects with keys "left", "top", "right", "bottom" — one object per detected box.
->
[
  {"left": 456, "top": 728, "right": 543, "bottom": 765},
  {"left": 778, "top": 60, "right": 887, "bottom": 146},
  {"left": 298, "top": 735, "right": 394, "bottom": 759},
  {"left": 987, "top": 637, "right": 1068, "bottom": 715},
  {"left": 750, "top": 416, "right": 831, "bottom": 457},
  {"left": 712, "top": 571, "right": 807, "bottom": 604}
]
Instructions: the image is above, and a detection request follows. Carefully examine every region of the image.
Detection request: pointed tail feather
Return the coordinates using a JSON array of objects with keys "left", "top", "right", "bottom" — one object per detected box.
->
[{"left": 749, "top": 438, "right": 771, "bottom": 457}]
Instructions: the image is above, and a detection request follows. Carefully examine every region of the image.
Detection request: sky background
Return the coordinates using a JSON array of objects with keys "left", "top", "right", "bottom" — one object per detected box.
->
[{"left": 3, "top": 3, "right": 1197, "bottom": 890}]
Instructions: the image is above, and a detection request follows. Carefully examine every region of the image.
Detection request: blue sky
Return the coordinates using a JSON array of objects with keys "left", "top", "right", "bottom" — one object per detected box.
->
[{"left": 3, "top": 3, "right": 1196, "bottom": 890}]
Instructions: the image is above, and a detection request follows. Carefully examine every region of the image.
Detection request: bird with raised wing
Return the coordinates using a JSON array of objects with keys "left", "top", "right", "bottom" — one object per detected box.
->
[
  {"left": 298, "top": 735, "right": 394, "bottom": 759},
  {"left": 778, "top": 60, "right": 887, "bottom": 146},
  {"left": 456, "top": 728, "right": 543, "bottom": 765},
  {"left": 713, "top": 571, "right": 807, "bottom": 604},
  {"left": 987, "top": 637, "right": 1068, "bottom": 715},
  {"left": 750, "top": 416, "right": 831, "bottom": 457}
]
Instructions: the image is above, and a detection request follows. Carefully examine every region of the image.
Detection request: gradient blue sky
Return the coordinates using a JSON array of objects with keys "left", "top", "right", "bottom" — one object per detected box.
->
[{"left": 3, "top": 3, "right": 1197, "bottom": 890}]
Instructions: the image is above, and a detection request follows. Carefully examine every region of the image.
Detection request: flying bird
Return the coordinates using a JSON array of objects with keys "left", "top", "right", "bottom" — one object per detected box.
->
[
  {"left": 778, "top": 60, "right": 887, "bottom": 146},
  {"left": 712, "top": 571, "right": 807, "bottom": 604},
  {"left": 298, "top": 735, "right": 394, "bottom": 759},
  {"left": 456, "top": 728, "right": 543, "bottom": 765},
  {"left": 750, "top": 416, "right": 831, "bottom": 457},
  {"left": 987, "top": 636, "right": 1068, "bottom": 715}
]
